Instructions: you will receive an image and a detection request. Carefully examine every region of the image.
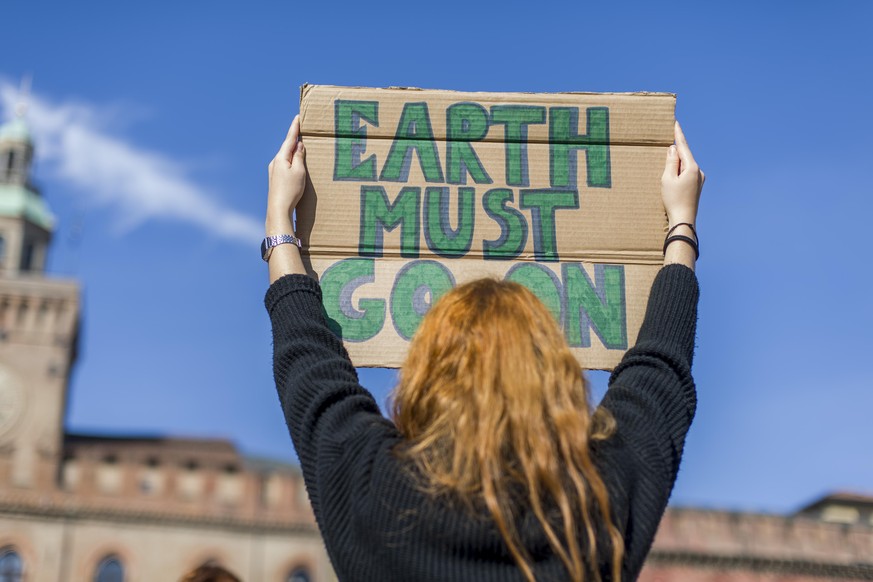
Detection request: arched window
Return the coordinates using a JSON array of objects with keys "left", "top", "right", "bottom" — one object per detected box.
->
[
  {"left": 0, "top": 547, "right": 23, "bottom": 582},
  {"left": 287, "top": 566, "right": 311, "bottom": 582},
  {"left": 93, "top": 555, "right": 124, "bottom": 582}
]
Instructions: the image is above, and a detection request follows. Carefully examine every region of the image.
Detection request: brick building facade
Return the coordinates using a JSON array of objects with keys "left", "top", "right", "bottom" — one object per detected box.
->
[
  {"left": 642, "top": 495, "right": 873, "bottom": 581},
  {"left": 0, "top": 111, "right": 333, "bottom": 581}
]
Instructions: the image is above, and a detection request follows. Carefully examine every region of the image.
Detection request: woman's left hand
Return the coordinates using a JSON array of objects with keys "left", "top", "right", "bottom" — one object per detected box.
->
[
  {"left": 265, "top": 115, "right": 309, "bottom": 282},
  {"left": 266, "top": 114, "right": 307, "bottom": 234}
]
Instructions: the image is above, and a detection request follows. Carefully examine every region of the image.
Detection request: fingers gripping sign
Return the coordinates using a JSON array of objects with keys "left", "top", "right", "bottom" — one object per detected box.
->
[
  {"left": 268, "top": 115, "right": 307, "bottom": 226},
  {"left": 661, "top": 122, "right": 705, "bottom": 268}
]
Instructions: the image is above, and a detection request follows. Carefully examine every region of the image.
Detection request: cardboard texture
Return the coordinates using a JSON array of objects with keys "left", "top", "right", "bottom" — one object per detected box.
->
[{"left": 297, "top": 85, "right": 676, "bottom": 370}]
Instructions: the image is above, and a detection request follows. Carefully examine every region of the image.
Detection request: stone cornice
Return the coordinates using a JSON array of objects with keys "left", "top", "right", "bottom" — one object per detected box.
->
[
  {"left": 649, "top": 550, "right": 873, "bottom": 580},
  {"left": 0, "top": 496, "right": 320, "bottom": 536}
]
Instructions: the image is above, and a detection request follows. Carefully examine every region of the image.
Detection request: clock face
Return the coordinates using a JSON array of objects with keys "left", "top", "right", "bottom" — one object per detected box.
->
[{"left": 0, "top": 365, "right": 24, "bottom": 439}]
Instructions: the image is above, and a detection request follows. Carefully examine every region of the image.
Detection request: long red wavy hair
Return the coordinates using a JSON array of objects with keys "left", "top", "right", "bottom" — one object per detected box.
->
[{"left": 391, "top": 278, "right": 624, "bottom": 581}]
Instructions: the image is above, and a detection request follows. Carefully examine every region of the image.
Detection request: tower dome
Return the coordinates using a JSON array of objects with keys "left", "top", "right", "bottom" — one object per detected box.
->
[
  {"left": 0, "top": 117, "right": 32, "bottom": 144},
  {"left": 0, "top": 111, "right": 54, "bottom": 274}
]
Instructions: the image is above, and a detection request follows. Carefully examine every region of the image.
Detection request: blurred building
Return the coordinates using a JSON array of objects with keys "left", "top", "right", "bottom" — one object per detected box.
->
[
  {"left": 0, "top": 114, "right": 333, "bottom": 581},
  {"left": 2, "top": 106, "right": 872, "bottom": 582},
  {"left": 641, "top": 492, "right": 873, "bottom": 581}
]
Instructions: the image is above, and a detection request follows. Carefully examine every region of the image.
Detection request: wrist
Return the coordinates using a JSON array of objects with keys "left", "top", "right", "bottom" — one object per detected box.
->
[
  {"left": 664, "top": 240, "right": 697, "bottom": 271},
  {"left": 261, "top": 234, "right": 303, "bottom": 264},
  {"left": 663, "top": 220, "right": 699, "bottom": 269},
  {"left": 265, "top": 215, "right": 295, "bottom": 236},
  {"left": 667, "top": 215, "right": 696, "bottom": 227}
]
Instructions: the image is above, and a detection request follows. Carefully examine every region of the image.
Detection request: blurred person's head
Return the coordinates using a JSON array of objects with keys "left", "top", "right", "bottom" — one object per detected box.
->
[
  {"left": 391, "top": 278, "right": 624, "bottom": 582},
  {"left": 178, "top": 563, "right": 241, "bottom": 582}
]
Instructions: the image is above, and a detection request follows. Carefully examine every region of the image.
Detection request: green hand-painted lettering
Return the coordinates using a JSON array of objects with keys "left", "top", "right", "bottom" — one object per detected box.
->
[
  {"left": 446, "top": 103, "right": 492, "bottom": 185},
  {"left": 549, "top": 107, "right": 611, "bottom": 188},
  {"left": 505, "top": 264, "right": 562, "bottom": 324},
  {"left": 380, "top": 103, "right": 443, "bottom": 183},
  {"left": 519, "top": 189, "right": 579, "bottom": 262},
  {"left": 482, "top": 188, "right": 527, "bottom": 260},
  {"left": 563, "top": 264, "right": 626, "bottom": 349},
  {"left": 390, "top": 261, "right": 455, "bottom": 340},
  {"left": 320, "top": 258, "right": 385, "bottom": 341},
  {"left": 490, "top": 105, "right": 546, "bottom": 186},
  {"left": 423, "top": 187, "right": 475, "bottom": 258},
  {"left": 358, "top": 186, "right": 420, "bottom": 258},
  {"left": 334, "top": 100, "right": 379, "bottom": 181}
]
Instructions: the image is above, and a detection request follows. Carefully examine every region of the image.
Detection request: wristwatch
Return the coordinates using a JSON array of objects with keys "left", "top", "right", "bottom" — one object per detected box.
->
[{"left": 261, "top": 234, "right": 302, "bottom": 262}]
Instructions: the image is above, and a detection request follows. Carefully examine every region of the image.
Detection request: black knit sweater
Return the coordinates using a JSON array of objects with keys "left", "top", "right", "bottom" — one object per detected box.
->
[{"left": 266, "top": 264, "right": 699, "bottom": 581}]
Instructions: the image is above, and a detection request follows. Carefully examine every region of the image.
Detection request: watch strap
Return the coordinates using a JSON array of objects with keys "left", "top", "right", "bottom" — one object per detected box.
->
[{"left": 261, "top": 234, "right": 302, "bottom": 262}]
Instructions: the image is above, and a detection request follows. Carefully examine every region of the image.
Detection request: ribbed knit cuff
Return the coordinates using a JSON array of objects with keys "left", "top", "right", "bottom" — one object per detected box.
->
[
  {"left": 264, "top": 274, "right": 326, "bottom": 337},
  {"left": 636, "top": 264, "right": 700, "bottom": 365}
]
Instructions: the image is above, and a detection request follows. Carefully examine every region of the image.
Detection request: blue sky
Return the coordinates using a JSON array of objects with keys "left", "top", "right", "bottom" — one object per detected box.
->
[{"left": 1, "top": 0, "right": 871, "bottom": 514}]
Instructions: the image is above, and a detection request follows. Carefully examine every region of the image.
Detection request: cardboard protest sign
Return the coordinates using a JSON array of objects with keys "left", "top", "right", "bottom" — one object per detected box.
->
[{"left": 297, "top": 85, "right": 675, "bottom": 370}]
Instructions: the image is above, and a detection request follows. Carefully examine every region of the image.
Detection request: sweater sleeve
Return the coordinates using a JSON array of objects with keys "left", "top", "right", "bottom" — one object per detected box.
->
[
  {"left": 597, "top": 263, "right": 699, "bottom": 578},
  {"left": 265, "top": 274, "right": 398, "bottom": 541}
]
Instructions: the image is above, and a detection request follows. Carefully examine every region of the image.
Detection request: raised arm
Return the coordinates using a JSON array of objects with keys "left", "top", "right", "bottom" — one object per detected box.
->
[
  {"left": 263, "top": 118, "right": 396, "bottom": 553},
  {"left": 597, "top": 121, "right": 705, "bottom": 578},
  {"left": 606, "top": 120, "right": 705, "bottom": 475}
]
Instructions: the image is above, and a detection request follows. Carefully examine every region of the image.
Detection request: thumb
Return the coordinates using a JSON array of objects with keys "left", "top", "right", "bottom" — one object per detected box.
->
[
  {"left": 662, "top": 145, "right": 679, "bottom": 179},
  {"left": 291, "top": 140, "right": 306, "bottom": 171}
]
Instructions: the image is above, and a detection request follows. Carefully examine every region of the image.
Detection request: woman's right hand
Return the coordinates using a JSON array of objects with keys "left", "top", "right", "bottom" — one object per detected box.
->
[
  {"left": 662, "top": 121, "right": 704, "bottom": 225},
  {"left": 661, "top": 121, "right": 704, "bottom": 268}
]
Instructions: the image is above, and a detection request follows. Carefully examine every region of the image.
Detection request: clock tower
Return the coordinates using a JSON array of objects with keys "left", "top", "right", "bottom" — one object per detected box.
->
[{"left": 0, "top": 109, "right": 79, "bottom": 490}]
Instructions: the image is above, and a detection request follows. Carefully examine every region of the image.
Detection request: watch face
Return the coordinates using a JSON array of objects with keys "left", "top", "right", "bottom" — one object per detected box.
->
[
  {"left": 261, "top": 238, "right": 271, "bottom": 261},
  {"left": 0, "top": 365, "right": 24, "bottom": 439}
]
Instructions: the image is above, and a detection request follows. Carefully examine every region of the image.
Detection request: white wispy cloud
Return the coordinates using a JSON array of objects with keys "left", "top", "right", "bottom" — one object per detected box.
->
[{"left": 0, "top": 81, "right": 262, "bottom": 244}]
